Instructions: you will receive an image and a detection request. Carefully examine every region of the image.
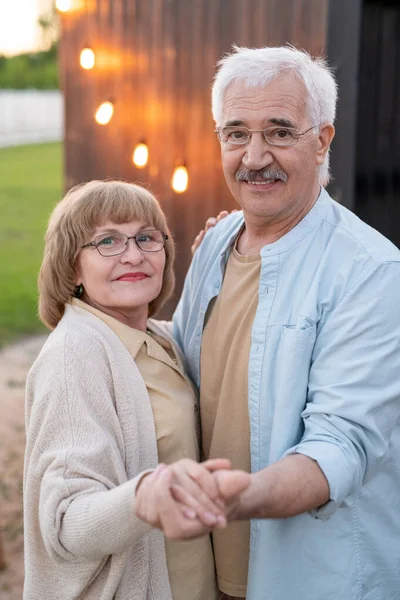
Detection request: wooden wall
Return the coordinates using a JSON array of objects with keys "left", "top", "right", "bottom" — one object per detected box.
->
[{"left": 60, "top": 0, "right": 329, "bottom": 313}]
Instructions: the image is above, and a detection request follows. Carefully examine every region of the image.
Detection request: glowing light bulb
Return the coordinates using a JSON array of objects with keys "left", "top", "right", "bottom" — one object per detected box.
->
[
  {"left": 132, "top": 143, "right": 149, "bottom": 168},
  {"left": 56, "top": 0, "right": 72, "bottom": 12},
  {"left": 80, "top": 48, "right": 95, "bottom": 70},
  {"left": 171, "top": 165, "right": 189, "bottom": 193},
  {"left": 95, "top": 102, "right": 114, "bottom": 125}
]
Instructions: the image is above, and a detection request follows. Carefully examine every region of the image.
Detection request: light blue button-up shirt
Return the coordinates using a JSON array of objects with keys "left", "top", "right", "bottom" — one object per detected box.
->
[{"left": 173, "top": 189, "right": 400, "bottom": 600}]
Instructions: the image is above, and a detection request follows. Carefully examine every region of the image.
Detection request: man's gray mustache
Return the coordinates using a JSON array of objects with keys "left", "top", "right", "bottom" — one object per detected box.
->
[{"left": 235, "top": 168, "right": 288, "bottom": 183}]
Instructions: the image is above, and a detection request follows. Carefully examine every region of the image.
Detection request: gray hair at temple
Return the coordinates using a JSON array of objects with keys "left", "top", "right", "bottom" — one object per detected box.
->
[{"left": 211, "top": 45, "right": 338, "bottom": 187}]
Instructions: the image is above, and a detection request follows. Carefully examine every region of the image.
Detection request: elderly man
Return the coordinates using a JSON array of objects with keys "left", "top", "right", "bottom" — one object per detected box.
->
[{"left": 170, "top": 46, "right": 400, "bottom": 600}]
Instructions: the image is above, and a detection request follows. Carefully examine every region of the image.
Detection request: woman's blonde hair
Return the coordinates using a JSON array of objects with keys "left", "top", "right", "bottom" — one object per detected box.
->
[{"left": 39, "top": 180, "right": 175, "bottom": 329}]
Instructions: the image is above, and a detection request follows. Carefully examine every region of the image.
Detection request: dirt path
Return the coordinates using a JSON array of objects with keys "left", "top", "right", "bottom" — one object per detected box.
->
[{"left": 0, "top": 335, "right": 47, "bottom": 599}]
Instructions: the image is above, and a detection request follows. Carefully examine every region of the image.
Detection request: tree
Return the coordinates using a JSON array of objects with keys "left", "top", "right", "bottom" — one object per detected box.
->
[{"left": 37, "top": 3, "right": 60, "bottom": 52}]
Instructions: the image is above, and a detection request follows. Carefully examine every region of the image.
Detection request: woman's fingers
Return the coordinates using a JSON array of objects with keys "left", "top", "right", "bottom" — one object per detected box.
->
[
  {"left": 216, "top": 210, "right": 229, "bottom": 222},
  {"left": 204, "top": 217, "right": 217, "bottom": 231},
  {"left": 170, "top": 484, "right": 227, "bottom": 528},
  {"left": 136, "top": 465, "right": 230, "bottom": 539},
  {"left": 191, "top": 209, "right": 235, "bottom": 254},
  {"left": 170, "top": 464, "right": 224, "bottom": 516},
  {"left": 155, "top": 470, "right": 214, "bottom": 540},
  {"left": 191, "top": 230, "right": 205, "bottom": 255}
]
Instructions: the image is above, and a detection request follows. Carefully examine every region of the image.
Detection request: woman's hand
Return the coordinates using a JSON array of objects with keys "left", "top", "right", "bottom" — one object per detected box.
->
[
  {"left": 167, "top": 458, "right": 230, "bottom": 526},
  {"left": 191, "top": 210, "right": 237, "bottom": 255},
  {"left": 135, "top": 460, "right": 251, "bottom": 540},
  {"left": 135, "top": 460, "right": 226, "bottom": 539}
]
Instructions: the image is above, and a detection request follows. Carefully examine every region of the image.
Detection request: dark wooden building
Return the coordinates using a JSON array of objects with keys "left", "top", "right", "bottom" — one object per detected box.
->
[{"left": 59, "top": 0, "right": 400, "bottom": 313}]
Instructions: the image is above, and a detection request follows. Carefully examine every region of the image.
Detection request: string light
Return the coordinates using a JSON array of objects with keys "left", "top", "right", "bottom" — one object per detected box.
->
[
  {"left": 95, "top": 101, "right": 114, "bottom": 125},
  {"left": 171, "top": 165, "right": 189, "bottom": 193},
  {"left": 56, "top": 0, "right": 72, "bottom": 12},
  {"left": 132, "top": 143, "right": 149, "bottom": 168},
  {"left": 80, "top": 48, "right": 95, "bottom": 70}
]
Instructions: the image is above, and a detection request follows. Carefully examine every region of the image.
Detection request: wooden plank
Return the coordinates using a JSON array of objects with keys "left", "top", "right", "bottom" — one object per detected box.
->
[
  {"left": 0, "top": 530, "right": 5, "bottom": 570},
  {"left": 251, "top": 0, "right": 270, "bottom": 48},
  {"left": 267, "top": 0, "right": 294, "bottom": 45}
]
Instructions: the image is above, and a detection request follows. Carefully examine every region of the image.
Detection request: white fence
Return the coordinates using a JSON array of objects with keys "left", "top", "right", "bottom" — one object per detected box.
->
[{"left": 0, "top": 90, "right": 63, "bottom": 148}]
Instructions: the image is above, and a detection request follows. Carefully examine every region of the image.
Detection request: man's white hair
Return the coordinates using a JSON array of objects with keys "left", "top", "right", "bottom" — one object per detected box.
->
[{"left": 211, "top": 45, "right": 338, "bottom": 187}]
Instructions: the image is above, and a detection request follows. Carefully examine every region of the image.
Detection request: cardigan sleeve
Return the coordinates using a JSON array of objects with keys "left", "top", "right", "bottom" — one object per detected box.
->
[{"left": 25, "top": 325, "right": 152, "bottom": 562}]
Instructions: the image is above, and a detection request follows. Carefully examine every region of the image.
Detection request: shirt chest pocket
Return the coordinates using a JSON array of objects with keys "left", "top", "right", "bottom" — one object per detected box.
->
[{"left": 268, "top": 324, "right": 317, "bottom": 461}]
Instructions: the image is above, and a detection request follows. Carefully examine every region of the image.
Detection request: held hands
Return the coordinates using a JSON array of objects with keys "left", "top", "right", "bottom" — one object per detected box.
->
[{"left": 135, "top": 458, "right": 250, "bottom": 540}]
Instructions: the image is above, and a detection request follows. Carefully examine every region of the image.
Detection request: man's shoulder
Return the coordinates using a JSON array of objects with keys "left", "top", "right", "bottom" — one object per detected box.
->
[
  {"left": 318, "top": 193, "right": 400, "bottom": 265},
  {"left": 195, "top": 211, "right": 244, "bottom": 260}
]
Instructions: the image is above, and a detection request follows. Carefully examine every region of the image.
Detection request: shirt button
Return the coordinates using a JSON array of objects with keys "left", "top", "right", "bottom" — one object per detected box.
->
[{"left": 213, "top": 280, "right": 220, "bottom": 288}]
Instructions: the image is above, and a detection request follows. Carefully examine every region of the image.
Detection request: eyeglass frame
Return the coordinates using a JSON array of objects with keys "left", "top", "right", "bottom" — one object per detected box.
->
[
  {"left": 81, "top": 229, "right": 168, "bottom": 257},
  {"left": 214, "top": 124, "right": 317, "bottom": 147}
]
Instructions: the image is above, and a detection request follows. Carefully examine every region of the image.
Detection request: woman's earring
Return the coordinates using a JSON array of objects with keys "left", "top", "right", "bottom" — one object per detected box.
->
[{"left": 73, "top": 283, "right": 84, "bottom": 298}]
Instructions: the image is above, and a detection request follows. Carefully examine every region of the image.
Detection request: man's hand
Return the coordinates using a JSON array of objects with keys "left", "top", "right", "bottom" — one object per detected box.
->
[
  {"left": 191, "top": 210, "right": 237, "bottom": 254},
  {"left": 212, "top": 469, "right": 251, "bottom": 520}
]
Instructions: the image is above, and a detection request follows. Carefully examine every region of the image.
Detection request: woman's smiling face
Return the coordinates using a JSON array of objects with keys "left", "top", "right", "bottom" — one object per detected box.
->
[{"left": 75, "top": 220, "right": 166, "bottom": 329}]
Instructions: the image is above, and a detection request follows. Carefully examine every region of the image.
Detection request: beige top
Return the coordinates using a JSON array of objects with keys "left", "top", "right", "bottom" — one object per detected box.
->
[
  {"left": 200, "top": 246, "right": 261, "bottom": 597},
  {"left": 77, "top": 300, "right": 218, "bottom": 600}
]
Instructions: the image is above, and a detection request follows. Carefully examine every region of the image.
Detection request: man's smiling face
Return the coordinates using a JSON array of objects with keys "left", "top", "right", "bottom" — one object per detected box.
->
[{"left": 219, "top": 72, "right": 332, "bottom": 228}]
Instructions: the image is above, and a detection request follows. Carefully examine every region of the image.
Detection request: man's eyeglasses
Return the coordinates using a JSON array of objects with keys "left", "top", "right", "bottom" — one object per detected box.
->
[
  {"left": 82, "top": 230, "right": 168, "bottom": 257},
  {"left": 214, "top": 125, "right": 316, "bottom": 147}
]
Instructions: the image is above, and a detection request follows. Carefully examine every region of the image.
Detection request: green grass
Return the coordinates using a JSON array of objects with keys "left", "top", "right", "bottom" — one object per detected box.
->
[{"left": 0, "top": 142, "right": 62, "bottom": 346}]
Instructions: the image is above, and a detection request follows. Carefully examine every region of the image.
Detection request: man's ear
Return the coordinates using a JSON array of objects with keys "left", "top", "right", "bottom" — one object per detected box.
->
[{"left": 316, "top": 124, "right": 335, "bottom": 165}]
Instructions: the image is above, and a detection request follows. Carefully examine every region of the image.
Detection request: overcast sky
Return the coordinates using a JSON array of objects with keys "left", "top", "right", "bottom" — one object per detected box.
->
[{"left": 0, "top": 0, "right": 53, "bottom": 56}]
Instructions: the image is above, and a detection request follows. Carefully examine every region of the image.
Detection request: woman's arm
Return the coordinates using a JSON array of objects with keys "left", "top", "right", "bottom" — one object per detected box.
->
[{"left": 25, "top": 329, "right": 152, "bottom": 562}]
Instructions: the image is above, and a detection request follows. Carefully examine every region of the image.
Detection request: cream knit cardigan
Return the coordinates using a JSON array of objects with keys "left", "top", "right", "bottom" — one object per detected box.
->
[{"left": 24, "top": 304, "right": 174, "bottom": 600}]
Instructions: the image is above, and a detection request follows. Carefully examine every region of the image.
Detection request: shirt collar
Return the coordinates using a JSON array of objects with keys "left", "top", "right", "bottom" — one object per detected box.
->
[
  {"left": 70, "top": 298, "right": 180, "bottom": 371},
  {"left": 70, "top": 298, "right": 147, "bottom": 358},
  {"left": 221, "top": 187, "right": 330, "bottom": 259}
]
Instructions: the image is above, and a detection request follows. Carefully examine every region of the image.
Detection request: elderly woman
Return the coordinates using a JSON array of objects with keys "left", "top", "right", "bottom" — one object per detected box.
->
[{"left": 24, "top": 180, "right": 248, "bottom": 600}]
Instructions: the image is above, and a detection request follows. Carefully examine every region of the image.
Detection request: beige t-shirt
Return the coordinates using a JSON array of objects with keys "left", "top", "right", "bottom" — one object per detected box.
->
[
  {"left": 72, "top": 299, "right": 218, "bottom": 600},
  {"left": 200, "top": 246, "right": 261, "bottom": 598}
]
